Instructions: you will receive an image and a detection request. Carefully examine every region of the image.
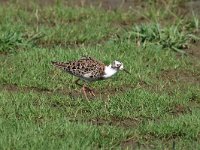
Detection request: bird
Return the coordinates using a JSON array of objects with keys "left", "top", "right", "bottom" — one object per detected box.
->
[{"left": 51, "top": 56, "right": 130, "bottom": 99}]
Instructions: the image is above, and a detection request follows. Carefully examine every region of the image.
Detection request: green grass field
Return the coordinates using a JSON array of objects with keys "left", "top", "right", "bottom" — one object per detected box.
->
[{"left": 0, "top": 0, "right": 200, "bottom": 149}]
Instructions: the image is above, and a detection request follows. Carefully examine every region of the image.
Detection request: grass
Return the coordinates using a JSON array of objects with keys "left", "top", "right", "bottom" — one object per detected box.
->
[{"left": 0, "top": 0, "right": 200, "bottom": 149}]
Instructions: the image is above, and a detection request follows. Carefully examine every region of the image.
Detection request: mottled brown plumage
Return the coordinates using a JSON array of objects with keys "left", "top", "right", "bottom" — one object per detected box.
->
[{"left": 51, "top": 56, "right": 105, "bottom": 81}]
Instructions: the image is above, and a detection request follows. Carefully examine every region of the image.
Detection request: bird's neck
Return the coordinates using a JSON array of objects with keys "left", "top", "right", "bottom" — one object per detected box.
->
[{"left": 103, "top": 65, "right": 118, "bottom": 79}]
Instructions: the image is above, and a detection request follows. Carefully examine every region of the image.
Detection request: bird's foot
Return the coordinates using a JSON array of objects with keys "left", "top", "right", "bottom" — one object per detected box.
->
[
  {"left": 85, "top": 87, "right": 95, "bottom": 97},
  {"left": 82, "top": 86, "right": 95, "bottom": 99}
]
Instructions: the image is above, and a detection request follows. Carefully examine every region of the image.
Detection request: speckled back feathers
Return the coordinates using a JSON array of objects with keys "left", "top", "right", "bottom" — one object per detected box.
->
[{"left": 52, "top": 57, "right": 105, "bottom": 81}]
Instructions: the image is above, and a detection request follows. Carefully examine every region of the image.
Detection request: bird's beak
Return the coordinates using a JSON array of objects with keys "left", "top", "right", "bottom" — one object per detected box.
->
[{"left": 123, "top": 69, "right": 131, "bottom": 75}]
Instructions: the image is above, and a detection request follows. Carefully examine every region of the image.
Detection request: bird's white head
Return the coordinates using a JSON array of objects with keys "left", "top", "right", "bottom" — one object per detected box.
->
[
  {"left": 103, "top": 60, "right": 130, "bottom": 79},
  {"left": 111, "top": 60, "right": 124, "bottom": 70}
]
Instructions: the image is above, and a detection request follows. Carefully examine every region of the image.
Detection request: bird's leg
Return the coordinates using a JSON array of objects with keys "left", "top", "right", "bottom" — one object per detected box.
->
[
  {"left": 75, "top": 78, "right": 87, "bottom": 98},
  {"left": 75, "top": 79, "right": 88, "bottom": 98},
  {"left": 75, "top": 78, "right": 82, "bottom": 87},
  {"left": 85, "top": 86, "right": 95, "bottom": 96},
  {"left": 84, "top": 81, "right": 95, "bottom": 96},
  {"left": 82, "top": 84, "right": 89, "bottom": 99},
  {"left": 74, "top": 78, "right": 95, "bottom": 98}
]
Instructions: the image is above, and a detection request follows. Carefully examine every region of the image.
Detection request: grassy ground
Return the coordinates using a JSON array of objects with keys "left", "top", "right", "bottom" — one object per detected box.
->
[{"left": 0, "top": 0, "right": 200, "bottom": 149}]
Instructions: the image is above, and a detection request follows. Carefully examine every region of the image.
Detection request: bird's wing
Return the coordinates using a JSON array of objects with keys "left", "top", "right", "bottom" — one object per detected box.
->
[
  {"left": 79, "top": 57, "right": 106, "bottom": 78},
  {"left": 51, "top": 57, "right": 105, "bottom": 79}
]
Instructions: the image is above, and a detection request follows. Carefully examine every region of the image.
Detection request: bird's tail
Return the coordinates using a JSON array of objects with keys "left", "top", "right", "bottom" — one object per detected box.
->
[
  {"left": 51, "top": 61, "right": 69, "bottom": 70},
  {"left": 51, "top": 61, "right": 60, "bottom": 67}
]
